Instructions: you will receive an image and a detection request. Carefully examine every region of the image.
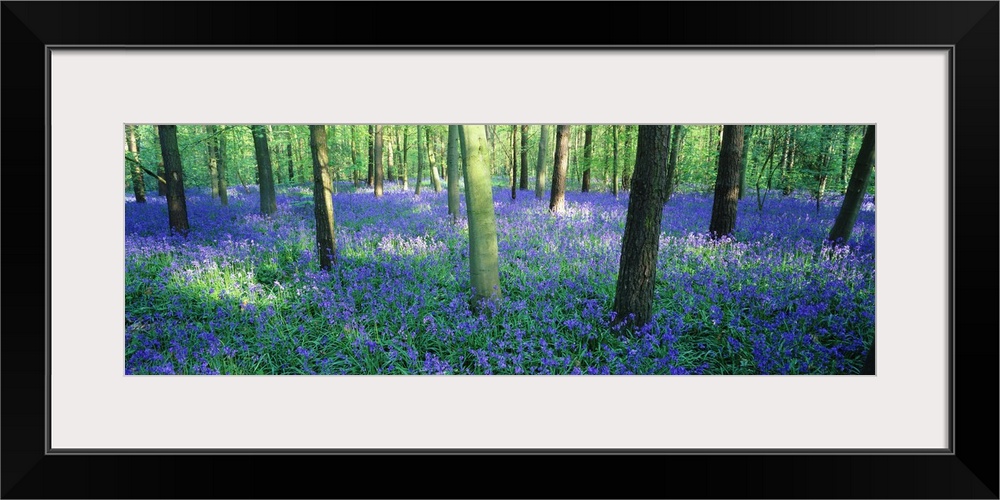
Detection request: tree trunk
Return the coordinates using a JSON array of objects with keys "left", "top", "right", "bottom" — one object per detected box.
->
[
  {"left": 251, "top": 125, "right": 278, "bottom": 215},
  {"left": 309, "top": 125, "right": 337, "bottom": 270},
  {"left": 665, "top": 125, "right": 683, "bottom": 201},
  {"left": 205, "top": 125, "right": 220, "bottom": 199},
  {"left": 709, "top": 125, "right": 745, "bottom": 238},
  {"left": 461, "top": 125, "right": 502, "bottom": 306},
  {"left": 782, "top": 126, "right": 798, "bottom": 196},
  {"left": 367, "top": 125, "right": 374, "bottom": 187},
  {"left": 415, "top": 126, "right": 425, "bottom": 195},
  {"left": 350, "top": 126, "right": 359, "bottom": 187},
  {"left": 535, "top": 125, "right": 549, "bottom": 200},
  {"left": 582, "top": 124, "right": 593, "bottom": 192},
  {"left": 287, "top": 141, "right": 295, "bottom": 184},
  {"left": 519, "top": 124, "right": 529, "bottom": 190},
  {"left": 828, "top": 125, "right": 876, "bottom": 245},
  {"left": 374, "top": 125, "right": 384, "bottom": 197},
  {"left": 387, "top": 131, "right": 395, "bottom": 184},
  {"left": 840, "top": 124, "right": 851, "bottom": 194},
  {"left": 157, "top": 125, "right": 189, "bottom": 235},
  {"left": 612, "top": 125, "right": 670, "bottom": 332},
  {"left": 738, "top": 125, "right": 752, "bottom": 200},
  {"left": 127, "top": 125, "right": 146, "bottom": 203},
  {"left": 217, "top": 126, "right": 229, "bottom": 206},
  {"left": 549, "top": 125, "right": 571, "bottom": 213},
  {"left": 427, "top": 127, "right": 442, "bottom": 193},
  {"left": 447, "top": 125, "right": 461, "bottom": 221},
  {"left": 156, "top": 161, "right": 167, "bottom": 196},
  {"left": 510, "top": 125, "right": 517, "bottom": 200},
  {"left": 612, "top": 125, "right": 619, "bottom": 198}
]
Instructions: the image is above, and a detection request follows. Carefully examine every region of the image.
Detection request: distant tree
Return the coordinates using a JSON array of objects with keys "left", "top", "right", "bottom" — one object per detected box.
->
[
  {"left": 400, "top": 126, "right": 410, "bottom": 189},
  {"left": 549, "top": 125, "right": 571, "bottom": 212},
  {"left": 427, "top": 127, "right": 442, "bottom": 193},
  {"left": 611, "top": 125, "right": 670, "bottom": 331},
  {"left": 205, "top": 125, "right": 221, "bottom": 199},
  {"left": 535, "top": 125, "right": 549, "bottom": 200},
  {"left": 250, "top": 125, "right": 278, "bottom": 215},
  {"left": 510, "top": 125, "right": 518, "bottom": 200},
  {"left": 828, "top": 124, "right": 876, "bottom": 245},
  {"left": 611, "top": 125, "right": 619, "bottom": 198},
  {"left": 840, "top": 125, "right": 851, "bottom": 194},
  {"left": 461, "top": 125, "right": 502, "bottom": 306},
  {"left": 665, "top": 125, "right": 683, "bottom": 201},
  {"left": 447, "top": 125, "right": 461, "bottom": 221},
  {"left": 126, "top": 125, "right": 146, "bottom": 203},
  {"left": 582, "top": 125, "right": 593, "bottom": 192},
  {"left": 309, "top": 125, "right": 337, "bottom": 270},
  {"left": 709, "top": 125, "right": 745, "bottom": 238},
  {"left": 286, "top": 138, "right": 295, "bottom": 184},
  {"left": 738, "top": 125, "right": 752, "bottom": 200},
  {"left": 367, "top": 125, "right": 374, "bottom": 187},
  {"left": 157, "top": 125, "right": 189, "bottom": 236},
  {"left": 782, "top": 126, "right": 798, "bottom": 196},
  {"left": 374, "top": 125, "right": 384, "bottom": 197},
  {"left": 519, "top": 124, "right": 529, "bottom": 190},
  {"left": 415, "top": 126, "right": 425, "bottom": 195}
]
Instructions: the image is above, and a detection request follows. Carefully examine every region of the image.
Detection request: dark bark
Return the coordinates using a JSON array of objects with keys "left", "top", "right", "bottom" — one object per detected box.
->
[
  {"left": 828, "top": 125, "right": 876, "bottom": 245},
  {"left": 401, "top": 126, "right": 409, "bottom": 188},
  {"left": 287, "top": 141, "right": 295, "bottom": 184},
  {"left": 127, "top": 125, "right": 146, "bottom": 203},
  {"left": 709, "top": 125, "right": 745, "bottom": 238},
  {"left": 157, "top": 125, "right": 189, "bottom": 236},
  {"left": 549, "top": 125, "right": 571, "bottom": 213},
  {"left": 251, "top": 125, "right": 277, "bottom": 215},
  {"left": 156, "top": 161, "right": 167, "bottom": 196},
  {"left": 374, "top": 125, "right": 384, "bottom": 197},
  {"left": 309, "top": 125, "right": 336, "bottom": 270},
  {"left": 350, "top": 126, "right": 359, "bottom": 187},
  {"left": 611, "top": 125, "right": 670, "bottom": 332},
  {"left": 217, "top": 126, "right": 228, "bottom": 206},
  {"left": 582, "top": 125, "right": 593, "bottom": 192}
]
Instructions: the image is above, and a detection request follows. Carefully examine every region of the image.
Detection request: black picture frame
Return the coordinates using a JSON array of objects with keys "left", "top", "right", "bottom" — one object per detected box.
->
[{"left": 2, "top": 2, "right": 996, "bottom": 498}]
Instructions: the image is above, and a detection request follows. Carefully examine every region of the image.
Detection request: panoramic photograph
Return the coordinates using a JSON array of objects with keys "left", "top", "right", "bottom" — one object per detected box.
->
[{"left": 124, "top": 124, "right": 875, "bottom": 375}]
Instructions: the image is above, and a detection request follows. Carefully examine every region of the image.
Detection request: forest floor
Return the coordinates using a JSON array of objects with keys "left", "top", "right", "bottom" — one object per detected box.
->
[{"left": 125, "top": 182, "right": 875, "bottom": 375}]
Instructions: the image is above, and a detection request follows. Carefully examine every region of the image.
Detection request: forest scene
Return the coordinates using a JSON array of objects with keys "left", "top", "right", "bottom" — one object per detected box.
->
[{"left": 125, "top": 124, "right": 876, "bottom": 375}]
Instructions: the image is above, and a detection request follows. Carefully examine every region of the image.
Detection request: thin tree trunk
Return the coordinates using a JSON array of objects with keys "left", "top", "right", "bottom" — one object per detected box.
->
[
  {"left": 287, "top": 141, "right": 295, "bottom": 184},
  {"left": 582, "top": 125, "right": 593, "bottom": 192},
  {"left": 127, "top": 125, "right": 146, "bottom": 203},
  {"left": 510, "top": 125, "right": 517, "bottom": 200},
  {"left": 709, "top": 125, "right": 745, "bottom": 238},
  {"left": 612, "top": 125, "right": 619, "bottom": 198},
  {"left": 415, "top": 126, "right": 425, "bottom": 195},
  {"left": 665, "top": 124, "right": 683, "bottom": 201},
  {"left": 427, "top": 127, "right": 441, "bottom": 193},
  {"left": 840, "top": 124, "right": 851, "bottom": 194},
  {"left": 519, "top": 124, "right": 529, "bottom": 190},
  {"left": 549, "top": 125, "right": 571, "bottom": 212},
  {"left": 612, "top": 125, "right": 671, "bottom": 332},
  {"left": 157, "top": 125, "right": 189, "bottom": 235},
  {"left": 738, "top": 125, "right": 752, "bottom": 200},
  {"left": 205, "top": 125, "right": 220, "bottom": 199},
  {"left": 535, "top": 125, "right": 549, "bottom": 200},
  {"left": 828, "top": 125, "right": 876, "bottom": 244},
  {"left": 374, "top": 125, "right": 384, "bottom": 197},
  {"left": 783, "top": 126, "right": 798, "bottom": 196},
  {"left": 217, "top": 125, "right": 228, "bottom": 206},
  {"left": 367, "top": 125, "right": 374, "bottom": 187},
  {"left": 350, "top": 126, "right": 359, "bottom": 187},
  {"left": 462, "top": 125, "right": 502, "bottom": 306},
  {"left": 251, "top": 125, "right": 278, "bottom": 215}
]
